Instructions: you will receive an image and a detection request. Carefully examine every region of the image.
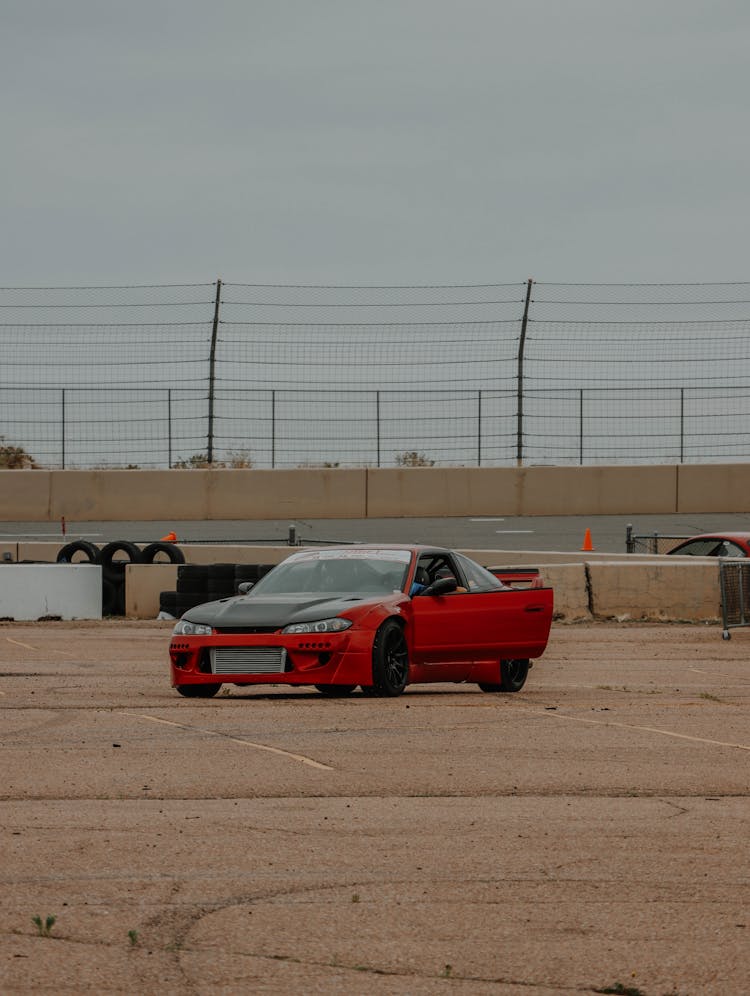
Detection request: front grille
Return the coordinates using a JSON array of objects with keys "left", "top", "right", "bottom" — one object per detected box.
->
[{"left": 210, "top": 646, "right": 288, "bottom": 675}]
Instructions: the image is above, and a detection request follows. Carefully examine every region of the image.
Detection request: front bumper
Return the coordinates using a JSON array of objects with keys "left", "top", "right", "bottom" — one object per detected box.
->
[{"left": 169, "top": 628, "right": 374, "bottom": 688}]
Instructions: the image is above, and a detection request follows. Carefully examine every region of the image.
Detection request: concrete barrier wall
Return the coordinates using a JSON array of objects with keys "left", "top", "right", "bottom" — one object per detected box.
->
[
  {"left": 588, "top": 560, "right": 721, "bottom": 621},
  {"left": 366, "top": 466, "right": 679, "bottom": 517},
  {"left": 677, "top": 464, "right": 750, "bottom": 514},
  {"left": 0, "top": 539, "right": 729, "bottom": 623},
  {"left": 2, "top": 463, "right": 750, "bottom": 520}
]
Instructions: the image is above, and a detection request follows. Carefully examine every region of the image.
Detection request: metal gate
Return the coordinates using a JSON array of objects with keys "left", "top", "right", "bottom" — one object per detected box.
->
[{"left": 719, "top": 562, "right": 750, "bottom": 639}]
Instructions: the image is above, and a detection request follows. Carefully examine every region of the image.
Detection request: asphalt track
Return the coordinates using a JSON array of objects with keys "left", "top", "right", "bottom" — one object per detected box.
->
[{"left": 4, "top": 512, "right": 750, "bottom": 554}]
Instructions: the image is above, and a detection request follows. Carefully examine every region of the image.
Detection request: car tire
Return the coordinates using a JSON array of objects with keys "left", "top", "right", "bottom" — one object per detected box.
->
[
  {"left": 175, "top": 684, "right": 221, "bottom": 698},
  {"left": 314, "top": 684, "right": 356, "bottom": 696},
  {"left": 177, "top": 564, "right": 209, "bottom": 594},
  {"left": 141, "top": 541, "right": 185, "bottom": 564},
  {"left": 371, "top": 619, "right": 409, "bottom": 697},
  {"left": 57, "top": 540, "right": 101, "bottom": 564},
  {"left": 159, "top": 591, "right": 178, "bottom": 616},
  {"left": 102, "top": 577, "right": 119, "bottom": 616},
  {"left": 100, "top": 541, "right": 144, "bottom": 571},
  {"left": 478, "top": 658, "right": 530, "bottom": 694}
]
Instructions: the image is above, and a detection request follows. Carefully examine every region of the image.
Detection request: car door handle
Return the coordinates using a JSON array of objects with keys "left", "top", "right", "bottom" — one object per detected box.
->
[{"left": 524, "top": 605, "right": 545, "bottom": 612}]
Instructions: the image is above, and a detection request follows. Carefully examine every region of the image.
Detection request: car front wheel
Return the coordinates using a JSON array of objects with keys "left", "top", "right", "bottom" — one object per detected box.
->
[
  {"left": 175, "top": 683, "right": 222, "bottom": 698},
  {"left": 315, "top": 684, "right": 356, "bottom": 697},
  {"left": 371, "top": 620, "right": 409, "bottom": 697},
  {"left": 478, "top": 659, "right": 529, "bottom": 694}
]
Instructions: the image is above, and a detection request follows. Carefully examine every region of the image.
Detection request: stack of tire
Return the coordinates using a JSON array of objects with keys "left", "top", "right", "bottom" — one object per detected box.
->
[
  {"left": 56, "top": 540, "right": 185, "bottom": 616},
  {"left": 163, "top": 562, "right": 274, "bottom": 619}
]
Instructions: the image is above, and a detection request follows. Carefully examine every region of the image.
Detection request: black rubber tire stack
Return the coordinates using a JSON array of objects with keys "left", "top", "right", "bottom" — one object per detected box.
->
[
  {"left": 234, "top": 563, "right": 275, "bottom": 592},
  {"left": 159, "top": 590, "right": 179, "bottom": 617},
  {"left": 163, "top": 562, "right": 278, "bottom": 619},
  {"left": 175, "top": 564, "right": 210, "bottom": 617},
  {"left": 206, "top": 563, "right": 236, "bottom": 602},
  {"left": 100, "top": 541, "right": 143, "bottom": 616}
]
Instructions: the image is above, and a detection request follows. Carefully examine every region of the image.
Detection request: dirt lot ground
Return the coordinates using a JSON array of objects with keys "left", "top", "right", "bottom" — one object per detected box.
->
[{"left": 1, "top": 621, "right": 749, "bottom": 996}]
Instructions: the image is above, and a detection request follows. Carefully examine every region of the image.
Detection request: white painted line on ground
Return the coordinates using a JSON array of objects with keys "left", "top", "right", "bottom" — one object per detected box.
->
[
  {"left": 120, "top": 712, "right": 334, "bottom": 770},
  {"left": 495, "top": 530, "right": 534, "bottom": 534},
  {"left": 544, "top": 710, "right": 750, "bottom": 751},
  {"left": 0, "top": 533, "right": 102, "bottom": 539},
  {"left": 470, "top": 518, "right": 506, "bottom": 522}
]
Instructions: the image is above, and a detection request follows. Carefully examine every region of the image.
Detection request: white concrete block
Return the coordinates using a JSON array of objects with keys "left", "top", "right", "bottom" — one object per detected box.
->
[{"left": 0, "top": 564, "right": 102, "bottom": 620}]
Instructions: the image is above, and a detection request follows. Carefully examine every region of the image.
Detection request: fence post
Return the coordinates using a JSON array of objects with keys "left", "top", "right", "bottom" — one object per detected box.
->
[
  {"left": 271, "top": 390, "right": 276, "bottom": 468},
  {"left": 579, "top": 388, "right": 584, "bottom": 465},
  {"left": 61, "top": 388, "right": 66, "bottom": 470},
  {"left": 516, "top": 278, "right": 533, "bottom": 466},
  {"left": 207, "top": 278, "right": 222, "bottom": 463},
  {"left": 167, "top": 389, "right": 172, "bottom": 469},
  {"left": 680, "top": 387, "right": 684, "bottom": 463},
  {"left": 376, "top": 390, "right": 381, "bottom": 467},
  {"left": 477, "top": 389, "right": 482, "bottom": 466}
]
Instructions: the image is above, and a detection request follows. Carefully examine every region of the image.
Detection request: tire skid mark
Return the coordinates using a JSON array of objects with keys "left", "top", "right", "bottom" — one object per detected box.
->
[
  {"left": 5, "top": 638, "right": 37, "bottom": 651},
  {"left": 5, "top": 637, "right": 76, "bottom": 657},
  {"left": 689, "top": 666, "right": 750, "bottom": 684},
  {"left": 119, "top": 711, "right": 334, "bottom": 770},
  {"left": 543, "top": 709, "right": 750, "bottom": 751}
]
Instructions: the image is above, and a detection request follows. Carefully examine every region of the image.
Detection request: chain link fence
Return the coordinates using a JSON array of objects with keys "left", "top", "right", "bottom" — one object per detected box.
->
[{"left": 2, "top": 279, "right": 750, "bottom": 469}]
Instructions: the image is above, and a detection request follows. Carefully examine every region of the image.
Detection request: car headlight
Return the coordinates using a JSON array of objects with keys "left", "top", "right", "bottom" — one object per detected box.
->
[
  {"left": 172, "top": 620, "right": 213, "bottom": 637},
  {"left": 282, "top": 617, "right": 353, "bottom": 635}
]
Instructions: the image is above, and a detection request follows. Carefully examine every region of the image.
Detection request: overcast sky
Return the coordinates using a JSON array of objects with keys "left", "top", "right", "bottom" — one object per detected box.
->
[{"left": 3, "top": 1, "right": 749, "bottom": 286}]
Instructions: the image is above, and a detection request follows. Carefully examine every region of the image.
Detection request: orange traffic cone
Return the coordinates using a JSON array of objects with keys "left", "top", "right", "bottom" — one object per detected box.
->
[
  {"left": 160, "top": 531, "right": 177, "bottom": 543},
  {"left": 581, "top": 528, "right": 594, "bottom": 552}
]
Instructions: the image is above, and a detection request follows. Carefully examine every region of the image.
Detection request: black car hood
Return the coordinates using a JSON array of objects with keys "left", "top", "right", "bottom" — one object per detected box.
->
[{"left": 184, "top": 592, "right": 385, "bottom": 629}]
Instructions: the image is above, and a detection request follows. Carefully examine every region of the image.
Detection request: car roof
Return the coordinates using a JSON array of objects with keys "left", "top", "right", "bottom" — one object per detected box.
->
[
  {"left": 293, "top": 543, "right": 454, "bottom": 556},
  {"left": 675, "top": 532, "right": 750, "bottom": 542}
]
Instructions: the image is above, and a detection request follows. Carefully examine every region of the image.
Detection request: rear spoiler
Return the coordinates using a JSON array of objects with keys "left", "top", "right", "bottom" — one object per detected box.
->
[{"left": 486, "top": 566, "right": 545, "bottom": 589}]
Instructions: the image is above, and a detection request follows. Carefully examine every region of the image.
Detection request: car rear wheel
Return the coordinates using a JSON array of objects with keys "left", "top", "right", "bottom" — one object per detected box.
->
[
  {"left": 175, "top": 683, "right": 221, "bottom": 698},
  {"left": 314, "top": 684, "right": 356, "bottom": 696},
  {"left": 478, "top": 658, "right": 529, "bottom": 694},
  {"left": 371, "top": 619, "right": 409, "bottom": 697}
]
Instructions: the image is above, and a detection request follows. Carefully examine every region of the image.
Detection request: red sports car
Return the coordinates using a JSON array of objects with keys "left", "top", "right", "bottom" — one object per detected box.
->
[
  {"left": 169, "top": 545, "right": 553, "bottom": 698},
  {"left": 666, "top": 533, "right": 750, "bottom": 558}
]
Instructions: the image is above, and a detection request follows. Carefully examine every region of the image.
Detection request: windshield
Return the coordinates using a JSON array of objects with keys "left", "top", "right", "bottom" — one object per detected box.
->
[{"left": 250, "top": 549, "right": 411, "bottom": 596}]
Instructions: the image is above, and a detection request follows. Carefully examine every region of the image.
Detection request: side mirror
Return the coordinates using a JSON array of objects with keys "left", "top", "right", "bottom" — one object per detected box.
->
[
  {"left": 422, "top": 576, "right": 458, "bottom": 596},
  {"left": 237, "top": 581, "right": 255, "bottom": 595}
]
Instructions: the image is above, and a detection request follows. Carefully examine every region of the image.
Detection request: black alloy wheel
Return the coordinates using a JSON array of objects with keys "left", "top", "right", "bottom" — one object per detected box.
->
[{"left": 371, "top": 619, "right": 409, "bottom": 697}]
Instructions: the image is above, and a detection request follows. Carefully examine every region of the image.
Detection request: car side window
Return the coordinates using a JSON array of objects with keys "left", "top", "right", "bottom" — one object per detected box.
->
[
  {"left": 413, "top": 553, "right": 467, "bottom": 593},
  {"left": 455, "top": 553, "right": 505, "bottom": 592},
  {"left": 719, "top": 541, "right": 746, "bottom": 558},
  {"left": 670, "top": 539, "right": 722, "bottom": 557}
]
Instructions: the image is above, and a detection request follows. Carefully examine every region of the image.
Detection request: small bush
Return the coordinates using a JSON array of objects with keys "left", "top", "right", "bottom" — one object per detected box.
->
[
  {"left": 395, "top": 450, "right": 435, "bottom": 467},
  {"left": 0, "top": 437, "right": 38, "bottom": 469},
  {"left": 173, "top": 450, "right": 253, "bottom": 469}
]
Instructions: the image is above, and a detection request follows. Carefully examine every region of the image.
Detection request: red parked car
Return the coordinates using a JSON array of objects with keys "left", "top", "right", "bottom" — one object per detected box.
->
[
  {"left": 667, "top": 533, "right": 750, "bottom": 558},
  {"left": 169, "top": 545, "right": 553, "bottom": 698}
]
